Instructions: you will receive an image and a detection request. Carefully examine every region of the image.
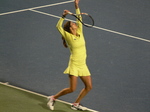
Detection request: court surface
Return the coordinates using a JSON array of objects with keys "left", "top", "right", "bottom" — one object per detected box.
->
[
  {"left": 0, "top": 82, "right": 96, "bottom": 112},
  {"left": 0, "top": 0, "right": 150, "bottom": 112}
]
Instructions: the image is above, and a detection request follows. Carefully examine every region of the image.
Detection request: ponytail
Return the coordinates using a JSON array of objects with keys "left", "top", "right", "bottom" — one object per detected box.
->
[
  {"left": 62, "top": 37, "right": 68, "bottom": 48},
  {"left": 62, "top": 21, "right": 71, "bottom": 48}
]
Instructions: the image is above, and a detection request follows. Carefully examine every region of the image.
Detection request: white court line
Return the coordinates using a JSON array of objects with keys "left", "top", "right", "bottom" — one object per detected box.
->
[
  {"left": 0, "top": 82, "right": 99, "bottom": 112},
  {"left": 29, "top": 9, "right": 150, "bottom": 43},
  {"left": 30, "top": 9, "right": 75, "bottom": 22},
  {"left": 0, "top": 0, "right": 74, "bottom": 16},
  {"left": 93, "top": 26, "right": 150, "bottom": 43}
]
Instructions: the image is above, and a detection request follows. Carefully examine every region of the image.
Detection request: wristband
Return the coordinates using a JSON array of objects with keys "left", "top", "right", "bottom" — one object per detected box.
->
[{"left": 62, "top": 14, "right": 66, "bottom": 18}]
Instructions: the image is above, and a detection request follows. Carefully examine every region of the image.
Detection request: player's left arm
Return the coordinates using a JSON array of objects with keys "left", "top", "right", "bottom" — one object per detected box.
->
[
  {"left": 74, "top": 0, "right": 83, "bottom": 33},
  {"left": 74, "top": 0, "right": 79, "bottom": 9}
]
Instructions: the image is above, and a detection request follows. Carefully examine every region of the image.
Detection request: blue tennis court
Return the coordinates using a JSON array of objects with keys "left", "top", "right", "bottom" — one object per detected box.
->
[{"left": 0, "top": 0, "right": 150, "bottom": 112}]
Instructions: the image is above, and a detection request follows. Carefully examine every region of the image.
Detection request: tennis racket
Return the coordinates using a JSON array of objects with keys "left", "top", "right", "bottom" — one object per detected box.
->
[{"left": 68, "top": 11, "right": 94, "bottom": 28}]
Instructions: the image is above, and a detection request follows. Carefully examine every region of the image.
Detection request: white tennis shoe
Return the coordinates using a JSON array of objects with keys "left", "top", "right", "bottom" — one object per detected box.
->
[
  {"left": 71, "top": 103, "right": 87, "bottom": 111},
  {"left": 47, "top": 96, "right": 55, "bottom": 110}
]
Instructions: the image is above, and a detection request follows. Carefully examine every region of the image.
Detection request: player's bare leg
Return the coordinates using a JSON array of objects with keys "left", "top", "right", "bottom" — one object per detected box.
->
[
  {"left": 47, "top": 75, "right": 77, "bottom": 110},
  {"left": 71, "top": 76, "right": 92, "bottom": 110},
  {"left": 54, "top": 75, "right": 77, "bottom": 99}
]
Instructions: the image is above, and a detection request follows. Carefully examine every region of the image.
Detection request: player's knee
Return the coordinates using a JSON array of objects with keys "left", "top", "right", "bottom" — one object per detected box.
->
[
  {"left": 86, "top": 85, "right": 92, "bottom": 92},
  {"left": 69, "top": 87, "right": 76, "bottom": 93}
]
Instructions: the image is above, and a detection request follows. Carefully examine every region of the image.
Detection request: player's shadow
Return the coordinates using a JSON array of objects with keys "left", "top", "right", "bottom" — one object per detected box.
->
[
  {"left": 39, "top": 101, "right": 71, "bottom": 112},
  {"left": 23, "top": 92, "right": 75, "bottom": 112},
  {"left": 39, "top": 104, "right": 64, "bottom": 112}
]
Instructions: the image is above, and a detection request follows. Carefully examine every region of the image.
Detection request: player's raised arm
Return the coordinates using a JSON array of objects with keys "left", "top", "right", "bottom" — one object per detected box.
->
[{"left": 74, "top": 0, "right": 80, "bottom": 9}]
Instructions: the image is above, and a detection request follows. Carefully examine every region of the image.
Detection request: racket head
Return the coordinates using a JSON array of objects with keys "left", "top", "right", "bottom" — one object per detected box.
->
[
  {"left": 68, "top": 12, "right": 94, "bottom": 28},
  {"left": 80, "top": 13, "right": 94, "bottom": 28}
]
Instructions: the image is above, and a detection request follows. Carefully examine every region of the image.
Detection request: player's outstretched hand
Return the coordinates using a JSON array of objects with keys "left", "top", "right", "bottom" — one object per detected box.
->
[
  {"left": 74, "top": 0, "right": 80, "bottom": 5},
  {"left": 74, "top": 0, "right": 80, "bottom": 9},
  {"left": 63, "top": 10, "right": 70, "bottom": 16}
]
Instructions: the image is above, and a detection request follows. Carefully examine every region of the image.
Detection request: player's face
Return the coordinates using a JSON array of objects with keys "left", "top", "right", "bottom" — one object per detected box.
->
[{"left": 70, "top": 22, "right": 78, "bottom": 29}]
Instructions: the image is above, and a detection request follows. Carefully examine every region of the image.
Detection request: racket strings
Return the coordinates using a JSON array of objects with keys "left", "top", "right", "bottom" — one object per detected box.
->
[
  {"left": 81, "top": 14, "right": 94, "bottom": 27},
  {"left": 69, "top": 13, "right": 94, "bottom": 28}
]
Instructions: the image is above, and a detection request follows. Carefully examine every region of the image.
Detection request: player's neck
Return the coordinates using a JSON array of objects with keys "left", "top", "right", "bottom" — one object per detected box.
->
[{"left": 71, "top": 29, "right": 78, "bottom": 36}]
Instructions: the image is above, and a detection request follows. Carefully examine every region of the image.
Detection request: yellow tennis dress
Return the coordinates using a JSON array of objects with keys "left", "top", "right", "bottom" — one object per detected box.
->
[{"left": 56, "top": 8, "right": 91, "bottom": 77}]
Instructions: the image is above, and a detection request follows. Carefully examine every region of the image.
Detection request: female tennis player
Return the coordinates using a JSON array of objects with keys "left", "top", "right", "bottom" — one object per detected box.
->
[{"left": 47, "top": 0, "right": 92, "bottom": 111}]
